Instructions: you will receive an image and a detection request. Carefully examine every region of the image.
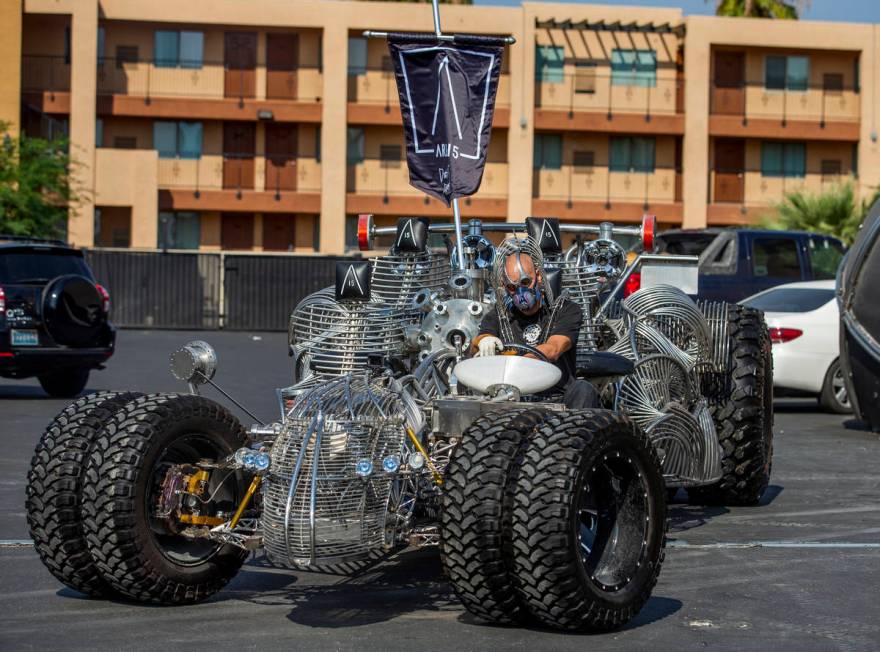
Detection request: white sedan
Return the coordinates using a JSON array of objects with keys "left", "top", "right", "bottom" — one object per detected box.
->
[{"left": 741, "top": 280, "right": 850, "bottom": 413}]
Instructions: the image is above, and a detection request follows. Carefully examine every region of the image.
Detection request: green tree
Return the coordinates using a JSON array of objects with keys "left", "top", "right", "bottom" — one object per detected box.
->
[
  {"left": 762, "top": 181, "right": 879, "bottom": 245},
  {"left": 0, "top": 124, "right": 77, "bottom": 240},
  {"left": 714, "top": 0, "right": 804, "bottom": 19}
]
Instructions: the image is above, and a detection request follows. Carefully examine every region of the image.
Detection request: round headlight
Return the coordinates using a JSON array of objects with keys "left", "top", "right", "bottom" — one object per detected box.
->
[
  {"left": 355, "top": 459, "right": 373, "bottom": 477},
  {"left": 408, "top": 452, "right": 425, "bottom": 470},
  {"left": 382, "top": 455, "right": 400, "bottom": 474},
  {"left": 253, "top": 453, "right": 271, "bottom": 472}
]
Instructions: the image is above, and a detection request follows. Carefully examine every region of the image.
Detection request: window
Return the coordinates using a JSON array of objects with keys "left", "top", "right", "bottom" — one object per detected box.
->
[
  {"left": 315, "top": 125, "right": 321, "bottom": 163},
  {"left": 743, "top": 287, "right": 835, "bottom": 313},
  {"left": 344, "top": 214, "right": 359, "bottom": 251},
  {"left": 536, "top": 45, "right": 564, "bottom": 84},
  {"left": 380, "top": 144, "right": 402, "bottom": 168},
  {"left": 574, "top": 61, "right": 597, "bottom": 94},
  {"left": 97, "top": 27, "right": 105, "bottom": 66},
  {"left": 116, "top": 45, "right": 139, "bottom": 68},
  {"left": 610, "top": 137, "right": 655, "bottom": 173},
  {"left": 95, "top": 119, "right": 103, "bottom": 148},
  {"left": 114, "top": 136, "right": 137, "bottom": 149},
  {"left": 158, "top": 212, "right": 201, "bottom": 250},
  {"left": 611, "top": 49, "right": 657, "bottom": 87},
  {"left": 348, "top": 37, "right": 367, "bottom": 76},
  {"left": 64, "top": 27, "right": 71, "bottom": 65},
  {"left": 153, "top": 121, "right": 203, "bottom": 159},
  {"left": 154, "top": 30, "right": 203, "bottom": 69},
  {"left": 533, "top": 134, "right": 562, "bottom": 170},
  {"left": 752, "top": 238, "right": 801, "bottom": 279},
  {"left": 573, "top": 150, "right": 594, "bottom": 170},
  {"left": 761, "top": 142, "right": 805, "bottom": 178},
  {"left": 381, "top": 55, "right": 394, "bottom": 76},
  {"left": 807, "top": 235, "right": 845, "bottom": 280},
  {"left": 823, "top": 72, "right": 844, "bottom": 94},
  {"left": 347, "top": 127, "right": 365, "bottom": 165},
  {"left": 821, "top": 159, "right": 842, "bottom": 180},
  {"left": 765, "top": 55, "right": 809, "bottom": 91}
]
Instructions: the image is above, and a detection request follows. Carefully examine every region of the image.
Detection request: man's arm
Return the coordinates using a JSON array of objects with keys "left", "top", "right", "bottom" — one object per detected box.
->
[
  {"left": 535, "top": 334, "right": 572, "bottom": 361},
  {"left": 470, "top": 308, "right": 501, "bottom": 355}
]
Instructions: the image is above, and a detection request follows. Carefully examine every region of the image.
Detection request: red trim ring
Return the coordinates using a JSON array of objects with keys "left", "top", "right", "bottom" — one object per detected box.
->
[
  {"left": 357, "top": 214, "right": 372, "bottom": 251},
  {"left": 641, "top": 214, "right": 656, "bottom": 253}
]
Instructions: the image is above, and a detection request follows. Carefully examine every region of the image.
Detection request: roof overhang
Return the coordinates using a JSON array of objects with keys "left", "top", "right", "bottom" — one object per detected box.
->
[{"left": 535, "top": 19, "right": 685, "bottom": 37}]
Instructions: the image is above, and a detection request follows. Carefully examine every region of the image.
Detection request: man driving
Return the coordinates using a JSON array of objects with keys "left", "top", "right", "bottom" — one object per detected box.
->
[{"left": 470, "top": 249, "right": 600, "bottom": 409}]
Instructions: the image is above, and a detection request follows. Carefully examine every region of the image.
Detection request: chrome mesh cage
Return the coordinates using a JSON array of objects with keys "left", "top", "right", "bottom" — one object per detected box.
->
[
  {"left": 289, "top": 292, "right": 415, "bottom": 379},
  {"left": 549, "top": 258, "right": 604, "bottom": 358},
  {"left": 696, "top": 299, "right": 731, "bottom": 372},
  {"left": 370, "top": 252, "right": 451, "bottom": 308},
  {"left": 263, "top": 375, "right": 409, "bottom": 567}
]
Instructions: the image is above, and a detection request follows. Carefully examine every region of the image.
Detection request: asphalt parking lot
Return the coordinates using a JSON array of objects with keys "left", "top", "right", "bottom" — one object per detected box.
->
[{"left": 2, "top": 329, "right": 879, "bottom": 651}]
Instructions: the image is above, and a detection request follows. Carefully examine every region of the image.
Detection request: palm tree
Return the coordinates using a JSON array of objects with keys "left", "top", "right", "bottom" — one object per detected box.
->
[
  {"left": 714, "top": 0, "right": 806, "bottom": 19},
  {"left": 762, "top": 182, "right": 880, "bottom": 245}
]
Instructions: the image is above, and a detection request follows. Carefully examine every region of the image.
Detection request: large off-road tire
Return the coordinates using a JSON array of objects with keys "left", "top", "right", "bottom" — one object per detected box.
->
[
  {"left": 82, "top": 393, "right": 249, "bottom": 605},
  {"left": 26, "top": 391, "right": 142, "bottom": 597},
  {"left": 38, "top": 368, "right": 90, "bottom": 398},
  {"left": 510, "top": 410, "right": 667, "bottom": 632},
  {"left": 690, "top": 305, "right": 773, "bottom": 506},
  {"left": 440, "top": 408, "right": 549, "bottom": 625}
]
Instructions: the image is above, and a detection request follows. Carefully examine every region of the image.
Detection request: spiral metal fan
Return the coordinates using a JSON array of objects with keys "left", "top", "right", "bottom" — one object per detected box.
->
[
  {"left": 618, "top": 354, "right": 695, "bottom": 428},
  {"left": 646, "top": 402, "right": 722, "bottom": 486},
  {"left": 264, "top": 374, "right": 409, "bottom": 567}
]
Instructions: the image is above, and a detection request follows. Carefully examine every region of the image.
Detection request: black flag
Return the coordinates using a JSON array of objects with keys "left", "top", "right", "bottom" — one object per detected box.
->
[{"left": 388, "top": 37, "right": 503, "bottom": 205}]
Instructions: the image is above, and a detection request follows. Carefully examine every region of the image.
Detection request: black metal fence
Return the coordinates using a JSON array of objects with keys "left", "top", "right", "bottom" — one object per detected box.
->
[{"left": 85, "top": 249, "right": 356, "bottom": 331}]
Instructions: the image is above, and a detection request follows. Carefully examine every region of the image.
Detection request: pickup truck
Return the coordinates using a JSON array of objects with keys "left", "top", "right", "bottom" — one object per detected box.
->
[{"left": 650, "top": 228, "right": 845, "bottom": 303}]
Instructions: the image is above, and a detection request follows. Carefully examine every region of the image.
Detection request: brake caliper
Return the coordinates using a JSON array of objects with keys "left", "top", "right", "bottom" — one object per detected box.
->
[{"left": 156, "top": 464, "right": 227, "bottom": 530}]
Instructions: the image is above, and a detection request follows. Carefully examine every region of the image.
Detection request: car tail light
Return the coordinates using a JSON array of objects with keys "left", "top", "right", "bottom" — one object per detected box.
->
[
  {"left": 96, "top": 284, "right": 111, "bottom": 314},
  {"left": 769, "top": 327, "right": 803, "bottom": 344},
  {"left": 0, "top": 286, "right": 5, "bottom": 314},
  {"left": 623, "top": 272, "right": 641, "bottom": 298}
]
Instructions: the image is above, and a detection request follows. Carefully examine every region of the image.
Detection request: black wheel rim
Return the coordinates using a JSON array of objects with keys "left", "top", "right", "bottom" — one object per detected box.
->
[
  {"left": 147, "top": 433, "right": 239, "bottom": 566},
  {"left": 575, "top": 449, "right": 650, "bottom": 592}
]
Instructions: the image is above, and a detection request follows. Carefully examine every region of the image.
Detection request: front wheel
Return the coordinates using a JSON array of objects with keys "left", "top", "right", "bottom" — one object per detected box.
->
[
  {"left": 82, "top": 393, "right": 249, "bottom": 604},
  {"left": 510, "top": 410, "right": 666, "bottom": 632},
  {"left": 819, "top": 359, "right": 852, "bottom": 414},
  {"left": 38, "top": 368, "right": 90, "bottom": 398}
]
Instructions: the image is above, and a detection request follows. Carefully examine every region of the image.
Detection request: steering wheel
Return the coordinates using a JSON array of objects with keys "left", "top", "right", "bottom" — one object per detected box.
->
[{"left": 500, "top": 341, "right": 550, "bottom": 363}]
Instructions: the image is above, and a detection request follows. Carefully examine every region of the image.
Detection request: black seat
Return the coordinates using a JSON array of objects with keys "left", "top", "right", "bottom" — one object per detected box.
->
[{"left": 575, "top": 352, "right": 634, "bottom": 380}]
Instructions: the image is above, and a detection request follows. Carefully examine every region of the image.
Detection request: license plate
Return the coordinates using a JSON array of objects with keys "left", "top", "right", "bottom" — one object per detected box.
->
[{"left": 11, "top": 329, "right": 39, "bottom": 346}]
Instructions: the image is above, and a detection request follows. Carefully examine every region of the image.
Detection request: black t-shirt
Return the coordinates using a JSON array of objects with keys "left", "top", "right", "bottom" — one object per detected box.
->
[{"left": 477, "top": 299, "right": 583, "bottom": 388}]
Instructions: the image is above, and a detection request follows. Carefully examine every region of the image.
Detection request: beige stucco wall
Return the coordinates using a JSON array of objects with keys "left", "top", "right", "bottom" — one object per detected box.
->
[
  {"left": 94, "top": 147, "right": 159, "bottom": 246},
  {"left": 0, "top": 0, "right": 22, "bottom": 135}
]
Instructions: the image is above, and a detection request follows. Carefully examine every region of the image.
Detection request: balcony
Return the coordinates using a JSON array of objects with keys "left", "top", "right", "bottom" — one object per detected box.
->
[
  {"left": 534, "top": 72, "right": 684, "bottom": 135},
  {"left": 710, "top": 78, "right": 860, "bottom": 141},
  {"left": 531, "top": 163, "right": 682, "bottom": 223},
  {"left": 21, "top": 55, "right": 71, "bottom": 114},
  {"left": 347, "top": 66, "right": 511, "bottom": 128},
  {"left": 345, "top": 157, "right": 508, "bottom": 218},
  {"left": 150, "top": 150, "right": 321, "bottom": 213},
  {"left": 21, "top": 55, "right": 323, "bottom": 121},
  {"left": 708, "top": 164, "right": 856, "bottom": 225}
]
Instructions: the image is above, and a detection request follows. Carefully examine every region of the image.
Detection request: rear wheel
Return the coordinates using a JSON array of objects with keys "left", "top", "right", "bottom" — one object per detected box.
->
[
  {"left": 819, "top": 359, "right": 852, "bottom": 414},
  {"left": 440, "top": 408, "right": 548, "bottom": 625},
  {"left": 26, "top": 392, "right": 142, "bottom": 597},
  {"left": 510, "top": 410, "right": 666, "bottom": 632},
  {"left": 690, "top": 306, "right": 773, "bottom": 506},
  {"left": 82, "top": 393, "right": 248, "bottom": 604},
  {"left": 38, "top": 368, "right": 90, "bottom": 398}
]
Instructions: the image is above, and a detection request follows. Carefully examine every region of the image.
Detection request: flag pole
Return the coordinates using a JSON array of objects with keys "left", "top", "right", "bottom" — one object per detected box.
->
[{"left": 430, "top": 0, "right": 467, "bottom": 271}]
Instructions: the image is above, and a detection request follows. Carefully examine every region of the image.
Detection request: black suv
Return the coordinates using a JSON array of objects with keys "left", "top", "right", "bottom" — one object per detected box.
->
[{"left": 0, "top": 237, "right": 115, "bottom": 397}]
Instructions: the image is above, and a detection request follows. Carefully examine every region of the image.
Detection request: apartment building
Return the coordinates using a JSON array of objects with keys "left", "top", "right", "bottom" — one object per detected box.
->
[{"left": 9, "top": 0, "right": 880, "bottom": 253}]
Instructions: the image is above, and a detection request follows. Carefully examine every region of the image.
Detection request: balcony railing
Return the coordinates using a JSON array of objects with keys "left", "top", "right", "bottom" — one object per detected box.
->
[
  {"left": 533, "top": 162, "right": 682, "bottom": 207},
  {"left": 112, "top": 148, "right": 324, "bottom": 195},
  {"left": 535, "top": 72, "right": 683, "bottom": 117},
  {"left": 346, "top": 156, "right": 508, "bottom": 198},
  {"left": 348, "top": 66, "right": 511, "bottom": 109},
  {"left": 709, "top": 163, "right": 856, "bottom": 206},
  {"left": 710, "top": 79, "right": 860, "bottom": 124},
  {"left": 21, "top": 55, "right": 71, "bottom": 94},
  {"left": 21, "top": 55, "right": 323, "bottom": 103}
]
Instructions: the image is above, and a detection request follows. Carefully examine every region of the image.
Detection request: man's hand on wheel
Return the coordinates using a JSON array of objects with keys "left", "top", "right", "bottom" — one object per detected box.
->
[{"left": 477, "top": 336, "right": 503, "bottom": 357}]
